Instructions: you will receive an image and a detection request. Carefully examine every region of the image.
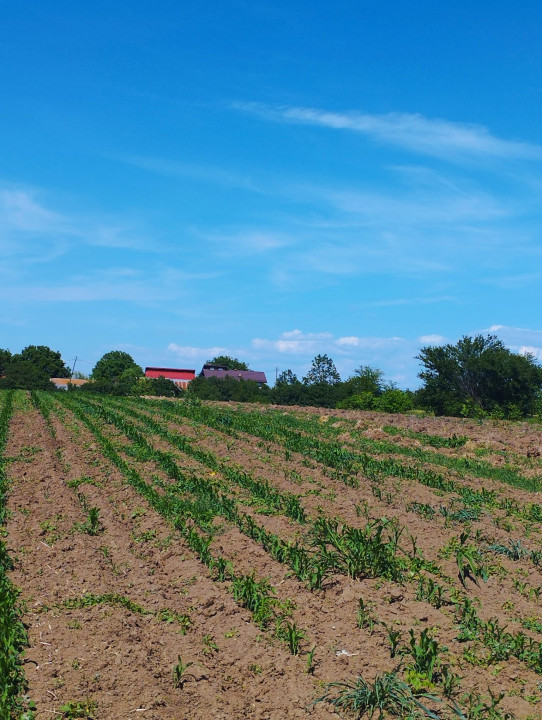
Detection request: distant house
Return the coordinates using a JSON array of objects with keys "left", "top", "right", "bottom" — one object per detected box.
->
[
  {"left": 51, "top": 378, "right": 89, "bottom": 391},
  {"left": 200, "top": 363, "right": 267, "bottom": 385},
  {"left": 144, "top": 367, "right": 196, "bottom": 389}
]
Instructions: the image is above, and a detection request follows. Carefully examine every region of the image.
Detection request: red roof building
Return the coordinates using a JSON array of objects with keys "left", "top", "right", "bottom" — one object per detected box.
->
[{"left": 144, "top": 367, "right": 196, "bottom": 389}]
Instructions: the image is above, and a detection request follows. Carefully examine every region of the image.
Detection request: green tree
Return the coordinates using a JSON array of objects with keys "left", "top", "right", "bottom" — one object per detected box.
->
[
  {"left": 0, "top": 360, "right": 56, "bottom": 390},
  {"left": 272, "top": 369, "right": 305, "bottom": 405},
  {"left": 207, "top": 355, "right": 249, "bottom": 370},
  {"left": 91, "top": 351, "right": 143, "bottom": 380},
  {"left": 0, "top": 348, "right": 12, "bottom": 375},
  {"left": 275, "top": 369, "right": 299, "bottom": 386},
  {"left": 417, "top": 334, "right": 542, "bottom": 417},
  {"left": 303, "top": 354, "right": 341, "bottom": 385},
  {"left": 149, "top": 375, "right": 182, "bottom": 397},
  {"left": 188, "top": 375, "right": 269, "bottom": 403},
  {"left": 12, "top": 345, "right": 71, "bottom": 378},
  {"left": 343, "top": 365, "right": 384, "bottom": 397},
  {"left": 352, "top": 365, "right": 384, "bottom": 393}
]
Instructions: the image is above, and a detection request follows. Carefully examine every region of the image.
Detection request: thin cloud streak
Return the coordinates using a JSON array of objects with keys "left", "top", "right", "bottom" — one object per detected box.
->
[
  {"left": 120, "top": 155, "right": 261, "bottom": 192},
  {"left": 235, "top": 103, "right": 542, "bottom": 162},
  {"left": 0, "top": 187, "right": 157, "bottom": 254}
]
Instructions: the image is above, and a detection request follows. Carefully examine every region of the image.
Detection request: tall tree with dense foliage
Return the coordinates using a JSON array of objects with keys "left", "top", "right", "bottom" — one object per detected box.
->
[
  {"left": 0, "top": 348, "right": 12, "bottom": 375},
  {"left": 207, "top": 355, "right": 249, "bottom": 370},
  {"left": 275, "top": 369, "right": 299, "bottom": 386},
  {"left": 417, "top": 334, "right": 542, "bottom": 417},
  {"left": 272, "top": 369, "right": 305, "bottom": 405},
  {"left": 91, "top": 351, "right": 143, "bottom": 380},
  {"left": 13, "top": 345, "right": 71, "bottom": 377},
  {"left": 344, "top": 365, "right": 384, "bottom": 395},
  {"left": 0, "top": 360, "right": 55, "bottom": 390},
  {"left": 303, "top": 355, "right": 341, "bottom": 385}
]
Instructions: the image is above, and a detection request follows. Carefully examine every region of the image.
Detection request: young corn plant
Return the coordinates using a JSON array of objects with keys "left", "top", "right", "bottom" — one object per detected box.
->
[
  {"left": 315, "top": 671, "right": 440, "bottom": 719},
  {"left": 453, "top": 533, "right": 488, "bottom": 587},
  {"left": 416, "top": 577, "right": 449, "bottom": 609},
  {"left": 277, "top": 620, "right": 306, "bottom": 655},
  {"left": 74, "top": 505, "right": 103, "bottom": 536},
  {"left": 305, "top": 645, "right": 317, "bottom": 674},
  {"left": 384, "top": 624, "right": 402, "bottom": 658},
  {"left": 356, "top": 598, "right": 378, "bottom": 634},
  {"left": 441, "top": 665, "right": 463, "bottom": 699},
  {"left": 452, "top": 688, "right": 514, "bottom": 720},
  {"left": 232, "top": 573, "right": 276, "bottom": 628},
  {"left": 172, "top": 656, "right": 194, "bottom": 689},
  {"left": 405, "top": 629, "right": 444, "bottom": 683}
]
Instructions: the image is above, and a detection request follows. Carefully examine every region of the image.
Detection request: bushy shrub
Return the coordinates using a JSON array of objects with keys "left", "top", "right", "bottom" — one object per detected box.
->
[
  {"left": 373, "top": 389, "right": 413, "bottom": 414},
  {"left": 336, "top": 392, "right": 376, "bottom": 410}
]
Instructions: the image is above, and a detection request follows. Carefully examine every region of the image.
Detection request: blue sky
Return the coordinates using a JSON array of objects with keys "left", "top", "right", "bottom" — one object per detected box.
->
[{"left": 2, "top": 0, "right": 542, "bottom": 386}]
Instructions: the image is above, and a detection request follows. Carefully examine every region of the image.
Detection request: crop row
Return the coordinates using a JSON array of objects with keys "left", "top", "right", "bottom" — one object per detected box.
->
[
  {"left": 140, "top": 399, "right": 542, "bottom": 529},
  {"left": 0, "top": 390, "right": 32, "bottom": 719},
  {"left": 177, "top": 401, "right": 538, "bottom": 490},
  {"left": 98, "top": 395, "right": 307, "bottom": 523},
  {"left": 39, "top": 393, "right": 309, "bottom": 650},
  {"left": 31, "top": 393, "right": 542, "bottom": 715},
  {"left": 99, "top": 398, "right": 542, "bottom": 596},
  {"left": 57, "top": 397, "right": 542, "bottom": 676},
  {"left": 59, "top": 394, "right": 427, "bottom": 588},
  {"left": 117, "top": 399, "right": 542, "bottom": 672}
]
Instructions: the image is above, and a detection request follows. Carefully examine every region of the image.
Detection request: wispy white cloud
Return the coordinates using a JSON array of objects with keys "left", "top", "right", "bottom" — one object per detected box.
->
[
  {"left": 253, "top": 329, "right": 410, "bottom": 360},
  {"left": 197, "top": 229, "right": 296, "bottom": 254},
  {"left": 418, "top": 334, "right": 448, "bottom": 345},
  {"left": 0, "top": 189, "right": 64, "bottom": 234},
  {"left": 0, "top": 267, "right": 190, "bottom": 303},
  {"left": 0, "top": 186, "right": 156, "bottom": 256},
  {"left": 252, "top": 329, "right": 333, "bottom": 354},
  {"left": 359, "top": 296, "right": 456, "bottom": 308},
  {"left": 484, "top": 325, "right": 542, "bottom": 361},
  {"left": 235, "top": 103, "right": 542, "bottom": 162},
  {"left": 119, "top": 155, "right": 260, "bottom": 192},
  {"left": 168, "top": 343, "right": 230, "bottom": 360},
  {"left": 250, "top": 329, "right": 440, "bottom": 387}
]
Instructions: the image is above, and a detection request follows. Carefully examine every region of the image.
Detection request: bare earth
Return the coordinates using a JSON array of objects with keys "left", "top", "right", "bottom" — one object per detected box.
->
[{"left": 5, "top": 396, "right": 542, "bottom": 719}]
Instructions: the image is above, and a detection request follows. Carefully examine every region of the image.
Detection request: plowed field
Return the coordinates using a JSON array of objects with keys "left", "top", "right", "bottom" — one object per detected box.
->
[{"left": 2, "top": 390, "right": 542, "bottom": 719}]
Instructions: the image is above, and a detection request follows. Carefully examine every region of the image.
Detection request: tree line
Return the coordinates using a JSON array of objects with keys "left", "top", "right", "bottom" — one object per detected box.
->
[{"left": 1, "top": 336, "right": 542, "bottom": 419}]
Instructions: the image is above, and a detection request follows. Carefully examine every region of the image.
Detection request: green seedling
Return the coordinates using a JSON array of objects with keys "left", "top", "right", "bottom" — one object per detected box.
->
[
  {"left": 441, "top": 665, "right": 463, "bottom": 699},
  {"left": 306, "top": 645, "right": 317, "bottom": 674},
  {"left": 278, "top": 620, "right": 306, "bottom": 655},
  {"left": 454, "top": 532, "right": 488, "bottom": 587},
  {"left": 384, "top": 624, "right": 402, "bottom": 658},
  {"left": 406, "top": 628, "right": 444, "bottom": 682},
  {"left": 58, "top": 699, "right": 97, "bottom": 718},
  {"left": 202, "top": 634, "right": 219, "bottom": 656},
  {"left": 316, "top": 671, "right": 439, "bottom": 719},
  {"left": 172, "top": 656, "right": 194, "bottom": 689},
  {"left": 356, "top": 598, "right": 377, "bottom": 633}
]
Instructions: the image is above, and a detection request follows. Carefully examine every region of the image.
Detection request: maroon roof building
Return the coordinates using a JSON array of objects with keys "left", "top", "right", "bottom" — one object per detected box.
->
[{"left": 200, "top": 363, "right": 267, "bottom": 385}]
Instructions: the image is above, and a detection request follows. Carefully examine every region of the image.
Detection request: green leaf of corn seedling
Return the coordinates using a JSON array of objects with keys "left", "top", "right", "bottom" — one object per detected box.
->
[{"left": 172, "top": 656, "right": 194, "bottom": 689}]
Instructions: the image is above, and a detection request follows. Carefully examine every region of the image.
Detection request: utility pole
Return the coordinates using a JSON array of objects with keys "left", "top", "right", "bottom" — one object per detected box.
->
[
  {"left": 71, "top": 356, "right": 78, "bottom": 377},
  {"left": 275, "top": 366, "right": 279, "bottom": 382}
]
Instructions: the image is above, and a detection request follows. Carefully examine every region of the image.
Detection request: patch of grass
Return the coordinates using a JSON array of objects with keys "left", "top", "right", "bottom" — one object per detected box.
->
[
  {"left": 58, "top": 699, "right": 97, "bottom": 718},
  {"left": 66, "top": 476, "right": 102, "bottom": 489},
  {"left": 38, "top": 593, "right": 192, "bottom": 632},
  {"left": 315, "top": 671, "right": 439, "bottom": 718}
]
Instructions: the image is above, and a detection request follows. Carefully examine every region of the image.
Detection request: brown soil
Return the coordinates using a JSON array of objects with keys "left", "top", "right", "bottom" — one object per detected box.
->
[{"left": 5, "top": 396, "right": 542, "bottom": 719}]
